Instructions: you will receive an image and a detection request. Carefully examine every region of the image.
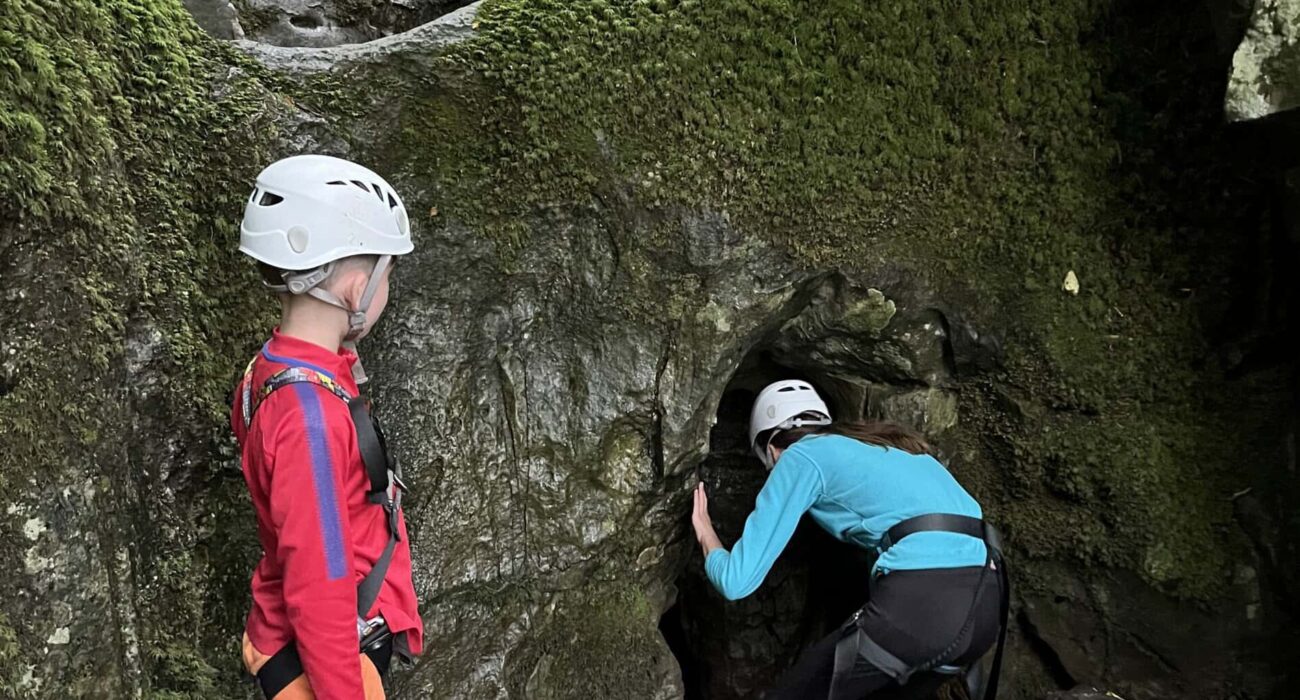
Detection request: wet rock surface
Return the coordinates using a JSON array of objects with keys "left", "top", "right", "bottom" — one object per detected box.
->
[
  {"left": 1228, "top": 0, "right": 1300, "bottom": 120},
  {"left": 183, "top": 0, "right": 246, "bottom": 39},
  {"left": 208, "top": 0, "right": 476, "bottom": 47},
  {"left": 3, "top": 1, "right": 1300, "bottom": 698},
  {"left": 1044, "top": 688, "right": 1125, "bottom": 700},
  {"left": 232, "top": 1, "right": 479, "bottom": 73}
]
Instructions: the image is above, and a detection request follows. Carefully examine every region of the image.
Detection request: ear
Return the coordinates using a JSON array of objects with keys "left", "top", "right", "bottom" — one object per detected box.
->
[{"left": 335, "top": 264, "right": 371, "bottom": 309}]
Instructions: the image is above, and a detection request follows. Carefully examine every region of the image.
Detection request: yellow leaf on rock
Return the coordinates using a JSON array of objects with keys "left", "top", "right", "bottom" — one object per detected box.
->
[{"left": 1063, "top": 270, "right": 1080, "bottom": 295}]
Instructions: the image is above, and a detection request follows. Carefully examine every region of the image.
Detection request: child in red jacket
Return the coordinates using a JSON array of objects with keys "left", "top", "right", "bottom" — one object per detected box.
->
[{"left": 231, "top": 154, "right": 423, "bottom": 699}]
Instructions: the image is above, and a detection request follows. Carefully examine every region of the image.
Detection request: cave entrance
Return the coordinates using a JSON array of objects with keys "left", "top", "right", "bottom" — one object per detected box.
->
[{"left": 662, "top": 349, "right": 877, "bottom": 699}]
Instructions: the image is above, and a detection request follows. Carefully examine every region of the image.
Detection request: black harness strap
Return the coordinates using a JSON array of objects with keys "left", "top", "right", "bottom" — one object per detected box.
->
[
  {"left": 256, "top": 638, "right": 394, "bottom": 699},
  {"left": 349, "top": 396, "right": 390, "bottom": 496},
  {"left": 833, "top": 627, "right": 910, "bottom": 682},
  {"left": 241, "top": 360, "right": 406, "bottom": 619},
  {"left": 879, "top": 513, "right": 984, "bottom": 552},
  {"left": 257, "top": 641, "right": 302, "bottom": 699},
  {"left": 984, "top": 551, "right": 1011, "bottom": 700},
  {"left": 348, "top": 396, "right": 402, "bottom": 618},
  {"left": 828, "top": 514, "right": 1011, "bottom": 700}
]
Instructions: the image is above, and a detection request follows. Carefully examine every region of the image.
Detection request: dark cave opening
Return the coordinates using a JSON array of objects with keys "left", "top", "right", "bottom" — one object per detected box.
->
[
  {"left": 289, "top": 13, "right": 324, "bottom": 30},
  {"left": 662, "top": 350, "right": 878, "bottom": 699},
  {"left": 658, "top": 599, "right": 703, "bottom": 700}
]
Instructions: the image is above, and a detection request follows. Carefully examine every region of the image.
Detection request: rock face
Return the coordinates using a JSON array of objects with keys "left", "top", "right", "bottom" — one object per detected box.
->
[
  {"left": 1227, "top": 0, "right": 1300, "bottom": 120},
  {"left": 3, "top": 1, "right": 1299, "bottom": 699},
  {"left": 1044, "top": 688, "right": 1123, "bottom": 700},
  {"left": 194, "top": 0, "right": 474, "bottom": 46},
  {"left": 183, "top": 0, "right": 246, "bottom": 39}
]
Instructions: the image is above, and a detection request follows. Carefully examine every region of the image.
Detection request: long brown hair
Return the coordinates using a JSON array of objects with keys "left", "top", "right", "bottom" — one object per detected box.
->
[{"left": 765, "top": 417, "right": 932, "bottom": 456}]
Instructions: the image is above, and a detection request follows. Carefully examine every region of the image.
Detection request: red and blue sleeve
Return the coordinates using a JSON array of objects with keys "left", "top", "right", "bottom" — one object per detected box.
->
[{"left": 265, "top": 386, "right": 364, "bottom": 699}]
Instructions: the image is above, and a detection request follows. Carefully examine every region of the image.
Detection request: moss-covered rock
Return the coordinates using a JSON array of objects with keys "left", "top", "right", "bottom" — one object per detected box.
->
[
  {"left": 2, "top": 0, "right": 1297, "bottom": 697},
  {"left": 505, "top": 584, "right": 680, "bottom": 699},
  {"left": 1, "top": 0, "right": 282, "bottom": 695},
  {"left": 402, "top": 0, "right": 1283, "bottom": 602},
  {"left": 267, "top": 0, "right": 1297, "bottom": 695}
]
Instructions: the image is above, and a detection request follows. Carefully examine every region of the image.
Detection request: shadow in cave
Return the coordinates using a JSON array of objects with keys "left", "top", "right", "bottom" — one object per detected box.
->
[{"left": 661, "top": 350, "right": 876, "bottom": 700}]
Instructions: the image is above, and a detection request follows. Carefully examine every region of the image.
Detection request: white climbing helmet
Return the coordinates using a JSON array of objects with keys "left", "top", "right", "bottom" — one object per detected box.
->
[
  {"left": 239, "top": 154, "right": 414, "bottom": 341},
  {"left": 749, "top": 380, "right": 832, "bottom": 468},
  {"left": 240, "top": 154, "right": 412, "bottom": 270}
]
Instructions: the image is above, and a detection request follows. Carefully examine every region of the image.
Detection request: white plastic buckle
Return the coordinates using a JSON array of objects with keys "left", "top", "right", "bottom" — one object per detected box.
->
[{"left": 283, "top": 263, "right": 334, "bottom": 295}]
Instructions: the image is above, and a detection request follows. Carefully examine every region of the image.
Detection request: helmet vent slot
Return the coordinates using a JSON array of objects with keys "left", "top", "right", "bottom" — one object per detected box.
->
[
  {"left": 371, "top": 183, "right": 385, "bottom": 201},
  {"left": 326, "top": 180, "right": 347, "bottom": 186},
  {"left": 387, "top": 192, "right": 399, "bottom": 209},
  {"left": 258, "top": 191, "right": 284, "bottom": 206},
  {"left": 351, "top": 180, "right": 370, "bottom": 193}
]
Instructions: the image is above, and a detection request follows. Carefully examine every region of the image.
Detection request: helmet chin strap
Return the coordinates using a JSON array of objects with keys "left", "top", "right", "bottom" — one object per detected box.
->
[{"left": 292, "top": 255, "right": 393, "bottom": 385}]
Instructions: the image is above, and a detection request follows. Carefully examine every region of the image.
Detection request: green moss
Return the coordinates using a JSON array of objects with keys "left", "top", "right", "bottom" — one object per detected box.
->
[
  {"left": 504, "top": 583, "right": 668, "bottom": 698},
  {"left": 0, "top": 1, "right": 1286, "bottom": 697},
  {"left": 417, "top": 0, "right": 1099, "bottom": 249},
  {"left": 838, "top": 289, "right": 897, "bottom": 337},
  {"left": 142, "top": 640, "right": 221, "bottom": 700},
  {"left": 360, "top": 0, "right": 1275, "bottom": 599},
  {"left": 0, "top": 611, "right": 33, "bottom": 699},
  {"left": 1, "top": 0, "right": 277, "bottom": 695}
]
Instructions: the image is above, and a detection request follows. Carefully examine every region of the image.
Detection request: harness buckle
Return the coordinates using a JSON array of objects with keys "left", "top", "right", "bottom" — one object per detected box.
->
[
  {"left": 848, "top": 606, "right": 865, "bottom": 627},
  {"left": 357, "top": 614, "right": 386, "bottom": 640},
  {"left": 388, "top": 509, "right": 401, "bottom": 541}
]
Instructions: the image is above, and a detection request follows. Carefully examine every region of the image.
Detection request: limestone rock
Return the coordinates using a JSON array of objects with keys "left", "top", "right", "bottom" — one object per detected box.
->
[
  {"left": 4, "top": 1, "right": 1298, "bottom": 699},
  {"left": 216, "top": 0, "right": 474, "bottom": 47},
  {"left": 1227, "top": 0, "right": 1300, "bottom": 120},
  {"left": 183, "top": 0, "right": 245, "bottom": 39},
  {"left": 233, "top": 1, "right": 479, "bottom": 73}
]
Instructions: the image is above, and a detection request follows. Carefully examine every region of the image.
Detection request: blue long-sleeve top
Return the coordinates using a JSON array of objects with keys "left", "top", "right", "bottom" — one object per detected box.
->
[{"left": 704, "top": 433, "right": 987, "bottom": 601}]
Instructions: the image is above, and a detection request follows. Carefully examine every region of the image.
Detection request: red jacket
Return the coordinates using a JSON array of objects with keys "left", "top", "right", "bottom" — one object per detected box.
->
[{"left": 232, "top": 330, "right": 423, "bottom": 698}]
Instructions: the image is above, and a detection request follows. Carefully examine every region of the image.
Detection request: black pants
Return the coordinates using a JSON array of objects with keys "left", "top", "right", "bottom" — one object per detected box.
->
[{"left": 766, "top": 566, "right": 1002, "bottom": 700}]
